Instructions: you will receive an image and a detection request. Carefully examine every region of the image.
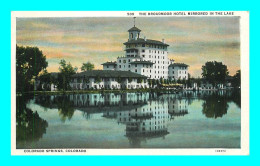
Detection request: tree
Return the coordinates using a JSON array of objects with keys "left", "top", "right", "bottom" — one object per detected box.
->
[
  {"left": 57, "top": 59, "right": 77, "bottom": 90},
  {"left": 201, "top": 61, "right": 229, "bottom": 87},
  {"left": 232, "top": 70, "right": 241, "bottom": 88},
  {"left": 95, "top": 76, "right": 101, "bottom": 84},
  {"left": 81, "top": 62, "right": 94, "bottom": 72},
  {"left": 38, "top": 70, "right": 51, "bottom": 91},
  {"left": 137, "top": 78, "right": 143, "bottom": 83},
  {"left": 159, "top": 77, "right": 164, "bottom": 84},
  {"left": 16, "top": 45, "right": 48, "bottom": 92},
  {"left": 148, "top": 79, "right": 153, "bottom": 87}
]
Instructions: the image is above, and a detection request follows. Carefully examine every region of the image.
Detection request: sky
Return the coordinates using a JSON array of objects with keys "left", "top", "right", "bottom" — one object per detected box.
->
[{"left": 16, "top": 17, "right": 240, "bottom": 77}]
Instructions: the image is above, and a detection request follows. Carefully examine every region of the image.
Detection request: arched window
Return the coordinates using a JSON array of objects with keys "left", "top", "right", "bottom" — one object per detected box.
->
[{"left": 131, "top": 33, "right": 133, "bottom": 38}]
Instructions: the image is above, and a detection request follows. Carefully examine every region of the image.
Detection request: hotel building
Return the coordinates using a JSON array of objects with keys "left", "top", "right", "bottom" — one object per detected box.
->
[{"left": 102, "top": 22, "right": 189, "bottom": 81}]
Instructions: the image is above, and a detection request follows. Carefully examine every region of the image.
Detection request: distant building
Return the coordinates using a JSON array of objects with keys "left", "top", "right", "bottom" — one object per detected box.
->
[
  {"left": 168, "top": 63, "right": 189, "bottom": 80},
  {"left": 101, "top": 20, "right": 189, "bottom": 80}
]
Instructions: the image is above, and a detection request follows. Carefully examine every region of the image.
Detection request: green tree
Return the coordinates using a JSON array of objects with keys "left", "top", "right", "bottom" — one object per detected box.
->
[
  {"left": 117, "top": 77, "right": 122, "bottom": 84},
  {"left": 156, "top": 79, "right": 160, "bottom": 86},
  {"left": 232, "top": 70, "right": 241, "bottom": 88},
  {"left": 177, "top": 78, "right": 181, "bottom": 84},
  {"left": 152, "top": 79, "right": 157, "bottom": 87},
  {"left": 81, "top": 62, "right": 94, "bottom": 72},
  {"left": 57, "top": 59, "right": 77, "bottom": 90},
  {"left": 16, "top": 45, "right": 48, "bottom": 92},
  {"left": 95, "top": 76, "right": 101, "bottom": 84},
  {"left": 38, "top": 70, "right": 51, "bottom": 91},
  {"left": 137, "top": 78, "right": 143, "bottom": 83},
  {"left": 148, "top": 79, "right": 153, "bottom": 87},
  {"left": 201, "top": 61, "right": 229, "bottom": 87},
  {"left": 160, "top": 77, "right": 164, "bottom": 84}
]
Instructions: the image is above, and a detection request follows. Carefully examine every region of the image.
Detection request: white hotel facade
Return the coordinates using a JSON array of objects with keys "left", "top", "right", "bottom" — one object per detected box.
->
[{"left": 102, "top": 25, "right": 189, "bottom": 81}]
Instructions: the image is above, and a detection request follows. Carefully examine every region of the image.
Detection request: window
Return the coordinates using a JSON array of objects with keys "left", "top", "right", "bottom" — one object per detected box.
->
[
  {"left": 119, "top": 65, "right": 121, "bottom": 68},
  {"left": 142, "top": 55, "right": 145, "bottom": 58},
  {"left": 128, "top": 59, "right": 130, "bottom": 62},
  {"left": 143, "top": 69, "right": 144, "bottom": 72},
  {"left": 128, "top": 65, "right": 130, "bottom": 68},
  {"left": 119, "top": 60, "right": 121, "bottom": 63},
  {"left": 135, "top": 69, "right": 137, "bottom": 72},
  {"left": 142, "top": 50, "right": 145, "bottom": 52},
  {"left": 107, "top": 65, "right": 109, "bottom": 68},
  {"left": 131, "top": 33, "right": 133, "bottom": 38},
  {"left": 173, "top": 71, "right": 174, "bottom": 74},
  {"left": 135, "top": 64, "right": 137, "bottom": 67},
  {"left": 123, "top": 60, "right": 126, "bottom": 63},
  {"left": 142, "top": 44, "right": 145, "bottom": 47},
  {"left": 149, "top": 55, "right": 151, "bottom": 58}
]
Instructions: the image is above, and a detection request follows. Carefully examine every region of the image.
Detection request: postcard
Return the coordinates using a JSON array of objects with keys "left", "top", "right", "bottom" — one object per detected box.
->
[{"left": 11, "top": 11, "right": 249, "bottom": 155}]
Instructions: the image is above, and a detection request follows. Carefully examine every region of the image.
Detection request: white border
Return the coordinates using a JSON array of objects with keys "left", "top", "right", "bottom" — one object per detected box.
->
[{"left": 11, "top": 11, "right": 249, "bottom": 156}]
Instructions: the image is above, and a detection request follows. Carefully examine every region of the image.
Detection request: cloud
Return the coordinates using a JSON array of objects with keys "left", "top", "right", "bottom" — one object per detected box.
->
[{"left": 16, "top": 17, "right": 240, "bottom": 77}]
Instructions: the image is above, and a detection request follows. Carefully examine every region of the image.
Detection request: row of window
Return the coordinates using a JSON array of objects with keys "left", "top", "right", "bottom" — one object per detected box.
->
[
  {"left": 126, "top": 50, "right": 138, "bottom": 53},
  {"left": 141, "top": 69, "right": 167, "bottom": 74},
  {"left": 171, "top": 71, "right": 187, "bottom": 74},
  {"left": 171, "top": 67, "right": 187, "bottom": 69},
  {"left": 148, "top": 50, "right": 165, "bottom": 54},
  {"left": 126, "top": 44, "right": 167, "bottom": 49}
]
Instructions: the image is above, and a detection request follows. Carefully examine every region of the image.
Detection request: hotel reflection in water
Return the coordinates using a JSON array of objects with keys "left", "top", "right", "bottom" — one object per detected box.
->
[{"left": 41, "top": 92, "right": 191, "bottom": 147}]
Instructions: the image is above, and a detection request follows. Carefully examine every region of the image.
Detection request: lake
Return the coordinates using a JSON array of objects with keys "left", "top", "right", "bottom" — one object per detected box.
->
[{"left": 16, "top": 90, "right": 241, "bottom": 149}]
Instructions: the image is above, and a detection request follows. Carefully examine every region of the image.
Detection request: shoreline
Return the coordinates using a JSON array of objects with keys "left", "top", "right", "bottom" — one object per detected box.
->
[{"left": 16, "top": 88, "right": 236, "bottom": 96}]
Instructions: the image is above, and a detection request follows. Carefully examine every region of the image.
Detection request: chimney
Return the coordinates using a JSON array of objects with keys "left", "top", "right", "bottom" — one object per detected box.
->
[
  {"left": 144, "top": 36, "right": 147, "bottom": 41},
  {"left": 162, "top": 39, "right": 165, "bottom": 43}
]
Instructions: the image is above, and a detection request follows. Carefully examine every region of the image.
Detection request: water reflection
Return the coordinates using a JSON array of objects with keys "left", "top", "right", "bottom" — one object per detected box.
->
[
  {"left": 16, "top": 95, "right": 48, "bottom": 148},
  {"left": 18, "top": 90, "right": 241, "bottom": 148}
]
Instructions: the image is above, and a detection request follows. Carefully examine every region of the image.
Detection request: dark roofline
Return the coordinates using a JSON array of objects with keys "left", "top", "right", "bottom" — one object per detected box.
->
[
  {"left": 128, "top": 26, "right": 141, "bottom": 32},
  {"left": 123, "top": 38, "right": 169, "bottom": 46},
  {"left": 169, "top": 63, "right": 189, "bottom": 67},
  {"left": 130, "top": 61, "right": 154, "bottom": 65},
  {"left": 101, "top": 62, "right": 117, "bottom": 65}
]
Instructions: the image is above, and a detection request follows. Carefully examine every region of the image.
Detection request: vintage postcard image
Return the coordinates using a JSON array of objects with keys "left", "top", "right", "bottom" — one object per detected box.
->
[{"left": 11, "top": 11, "right": 249, "bottom": 155}]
